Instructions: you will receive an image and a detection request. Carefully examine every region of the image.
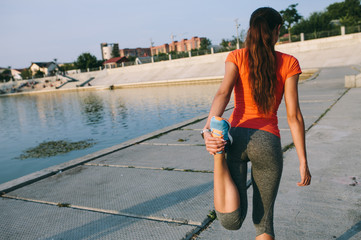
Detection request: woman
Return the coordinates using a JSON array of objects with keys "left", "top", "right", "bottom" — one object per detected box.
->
[{"left": 201, "top": 7, "right": 311, "bottom": 240}]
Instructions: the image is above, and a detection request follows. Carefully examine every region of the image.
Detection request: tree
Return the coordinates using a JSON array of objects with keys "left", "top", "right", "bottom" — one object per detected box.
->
[
  {"left": 34, "top": 70, "right": 45, "bottom": 78},
  {"left": 220, "top": 35, "right": 243, "bottom": 50},
  {"left": 0, "top": 69, "right": 11, "bottom": 82},
  {"left": 111, "top": 44, "right": 120, "bottom": 58},
  {"left": 280, "top": 4, "right": 302, "bottom": 42},
  {"left": 329, "top": 0, "right": 361, "bottom": 26},
  {"left": 220, "top": 39, "right": 230, "bottom": 48},
  {"left": 200, "top": 38, "right": 212, "bottom": 50},
  {"left": 0, "top": 67, "right": 13, "bottom": 82},
  {"left": 290, "top": 0, "right": 361, "bottom": 37},
  {"left": 292, "top": 11, "right": 332, "bottom": 35},
  {"left": 230, "top": 36, "right": 239, "bottom": 47},
  {"left": 75, "top": 53, "right": 98, "bottom": 70},
  {"left": 58, "top": 63, "right": 77, "bottom": 74},
  {"left": 20, "top": 69, "right": 32, "bottom": 80}
]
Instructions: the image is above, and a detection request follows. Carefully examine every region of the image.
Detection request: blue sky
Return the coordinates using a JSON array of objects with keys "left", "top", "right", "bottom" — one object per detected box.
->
[{"left": 1, "top": 0, "right": 340, "bottom": 68}]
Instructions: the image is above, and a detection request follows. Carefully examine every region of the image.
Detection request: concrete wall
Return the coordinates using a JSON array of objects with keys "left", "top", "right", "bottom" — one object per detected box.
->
[{"left": 275, "top": 32, "right": 361, "bottom": 69}]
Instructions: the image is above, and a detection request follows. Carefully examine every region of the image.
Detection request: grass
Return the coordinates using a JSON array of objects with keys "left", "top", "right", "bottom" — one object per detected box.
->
[
  {"left": 177, "top": 138, "right": 187, "bottom": 142},
  {"left": 162, "top": 167, "right": 175, "bottom": 171},
  {"left": 207, "top": 210, "right": 217, "bottom": 220},
  {"left": 17, "top": 139, "right": 96, "bottom": 159},
  {"left": 299, "top": 69, "right": 319, "bottom": 82},
  {"left": 57, "top": 203, "right": 71, "bottom": 208}
]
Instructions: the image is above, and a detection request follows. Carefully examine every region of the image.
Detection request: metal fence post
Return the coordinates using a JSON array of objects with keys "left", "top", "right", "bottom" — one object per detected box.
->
[{"left": 341, "top": 26, "right": 346, "bottom": 35}]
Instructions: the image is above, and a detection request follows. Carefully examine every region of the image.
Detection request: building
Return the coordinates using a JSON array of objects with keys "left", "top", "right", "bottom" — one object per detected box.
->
[
  {"left": 150, "top": 36, "right": 205, "bottom": 56},
  {"left": 119, "top": 48, "right": 151, "bottom": 58},
  {"left": 102, "top": 36, "right": 205, "bottom": 59},
  {"left": 103, "top": 57, "right": 127, "bottom": 68},
  {"left": 11, "top": 69, "right": 23, "bottom": 80},
  {"left": 29, "top": 62, "right": 57, "bottom": 76},
  {"left": 100, "top": 43, "right": 119, "bottom": 60},
  {"left": 150, "top": 44, "right": 169, "bottom": 56}
]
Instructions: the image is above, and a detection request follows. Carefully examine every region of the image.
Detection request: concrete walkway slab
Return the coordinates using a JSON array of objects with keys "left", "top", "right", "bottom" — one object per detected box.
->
[
  {"left": 0, "top": 198, "right": 196, "bottom": 240},
  {"left": 143, "top": 129, "right": 206, "bottom": 146},
  {"left": 90, "top": 144, "right": 212, "bottom": 171},
  {"left": 6, "top": 165, "right": 214, "bottom": 225}
]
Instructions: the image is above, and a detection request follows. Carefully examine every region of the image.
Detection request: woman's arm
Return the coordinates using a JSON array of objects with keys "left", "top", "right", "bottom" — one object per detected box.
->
[
  {"left": 203, "top": 62, "right": 238, "bottom": 155},
  {"left": 284, "top": 74, "right": 311, "bottom": 186}
]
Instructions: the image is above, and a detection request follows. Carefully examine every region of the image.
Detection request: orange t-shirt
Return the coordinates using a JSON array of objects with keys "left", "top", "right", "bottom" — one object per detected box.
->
[{"left": 226, "top": 48, "right": 302, "bottom": 137}]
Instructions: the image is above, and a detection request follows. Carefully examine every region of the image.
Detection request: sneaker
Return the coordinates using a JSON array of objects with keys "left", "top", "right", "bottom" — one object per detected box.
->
[{"left": 210, "top": 116, "right": 233, "bottom": 153}]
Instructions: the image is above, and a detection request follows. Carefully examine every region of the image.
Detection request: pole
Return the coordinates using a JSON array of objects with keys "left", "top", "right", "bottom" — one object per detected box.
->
[
  {"left": 234, "top": 19, "right": 240, "bottom": 49},
  {"left": 54, "top": 58, "right": 58, "bottom": 80}
]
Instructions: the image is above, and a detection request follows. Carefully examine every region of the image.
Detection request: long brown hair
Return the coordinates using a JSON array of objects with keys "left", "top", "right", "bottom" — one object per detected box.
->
[{"left": 245, "top": 7, "right": 283, "bottom": 115}]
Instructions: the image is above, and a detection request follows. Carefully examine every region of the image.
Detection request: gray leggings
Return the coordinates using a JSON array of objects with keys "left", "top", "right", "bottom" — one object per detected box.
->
[{"left": 216, "top": 127, "right": 283, "bottom": 238}]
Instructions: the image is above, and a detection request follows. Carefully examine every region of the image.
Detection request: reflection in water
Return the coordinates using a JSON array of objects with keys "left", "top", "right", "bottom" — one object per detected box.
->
[
  {"left": 0, "top": 82, "right": 229, "bottom": 183},
  {"left": 80, "top": 94, "right": 105, "bottom": 125}
]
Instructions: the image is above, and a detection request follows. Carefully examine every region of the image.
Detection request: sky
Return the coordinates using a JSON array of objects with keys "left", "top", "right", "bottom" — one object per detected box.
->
[{"left": 1, "top": 0, "right": 341, "bottom": 69}]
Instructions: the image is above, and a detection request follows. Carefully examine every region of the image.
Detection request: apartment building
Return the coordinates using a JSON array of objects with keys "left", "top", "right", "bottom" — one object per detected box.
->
[
  {"left": 150, "top": 36, "right": 205, "bottom": 56},
  {"left": 119, "top": 48, "right": 151, "bottom": 57},
  {"left": 101, "top": 36, "right": 205, "bottom": 60}
]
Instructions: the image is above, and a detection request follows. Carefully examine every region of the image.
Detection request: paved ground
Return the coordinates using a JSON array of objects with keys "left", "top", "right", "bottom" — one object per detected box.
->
[{"left": 1, "top": 66, "right": 361, "bottom": 239}]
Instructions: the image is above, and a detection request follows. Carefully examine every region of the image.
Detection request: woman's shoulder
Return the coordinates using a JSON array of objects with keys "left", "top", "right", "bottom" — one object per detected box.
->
[
  {"left": 276, "top": 51, "right": 298, "bottom": 61},
  {"left": 230, "top": 48, "right": 247, "bottom": 55},
  {"left": 226, "top": 48, "right": 247, "bottom": 62},
  {"left": 276, "top": 51, "right": 302, "bottom": 78}
]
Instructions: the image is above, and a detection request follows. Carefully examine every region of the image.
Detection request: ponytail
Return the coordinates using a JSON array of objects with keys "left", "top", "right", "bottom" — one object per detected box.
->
[{"left": 245, "top": 8, "right": 283, "bottom": 115}]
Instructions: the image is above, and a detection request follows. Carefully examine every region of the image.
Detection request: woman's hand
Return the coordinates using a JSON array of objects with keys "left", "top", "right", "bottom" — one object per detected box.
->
[
  {"left": 297, "top": 164, "right": 311, "bottom": 186},
  {"left": 204, "top": 132, "right": 226, "bottom": 155}
]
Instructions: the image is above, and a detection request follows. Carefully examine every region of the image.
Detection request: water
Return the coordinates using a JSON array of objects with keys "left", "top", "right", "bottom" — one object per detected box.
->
[{"left": 0, "top": 83, "right": 226, "bottom": 184}]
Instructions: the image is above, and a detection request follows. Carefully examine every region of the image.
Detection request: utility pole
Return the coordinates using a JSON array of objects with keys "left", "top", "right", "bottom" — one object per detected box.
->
[
  {"left": 54, "top": 58, "right": 58, "bottom": 79},
  {"left": 234, "top": 18, "right": 240, "bottom": 49},
  {"left": 150, "top": 38, "right": 155, "bottom": 56},
  {"left": 170, "top": 33, "right": 176, "bottom": 42}
]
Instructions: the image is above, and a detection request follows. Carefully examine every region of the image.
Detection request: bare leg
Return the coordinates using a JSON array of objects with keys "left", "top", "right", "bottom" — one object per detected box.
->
[
  {"left": 255, "top": 233, "right": 274, "bottom": 240},
  {"left": 213, "top": 152, "right": 240, "bottom": 213}
]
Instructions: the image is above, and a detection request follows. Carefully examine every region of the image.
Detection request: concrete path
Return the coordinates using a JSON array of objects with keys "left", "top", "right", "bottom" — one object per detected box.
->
[{"left": 1, "top": 66, "right": 360, "bottom": 239}]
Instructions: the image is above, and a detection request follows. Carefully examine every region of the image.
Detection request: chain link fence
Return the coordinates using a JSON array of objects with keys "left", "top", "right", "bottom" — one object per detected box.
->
[
  {"left": 346, "top": 25, "right": 361, "bottom": 34},
  {"left": 280, "top": 25, "right": 360, "bottom": 43}
]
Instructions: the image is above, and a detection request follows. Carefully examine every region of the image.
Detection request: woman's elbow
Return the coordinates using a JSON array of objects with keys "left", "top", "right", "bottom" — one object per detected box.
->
[
  {"left": 287, "top": 112, "right": 304, "bottom": 125},
  {"left": 215, "top": 90, "right": 231, "bottom": 100}
]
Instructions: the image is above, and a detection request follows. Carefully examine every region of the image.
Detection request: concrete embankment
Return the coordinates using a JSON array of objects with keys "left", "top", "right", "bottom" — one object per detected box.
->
[{"left": 68, "top": 32, "right": 361, "bottom": 88}]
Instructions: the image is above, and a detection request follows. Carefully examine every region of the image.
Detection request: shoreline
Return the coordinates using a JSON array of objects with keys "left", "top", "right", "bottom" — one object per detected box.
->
[
  {"left": 0, "top": 76, "right": 224, "bottom": 98},
  {"left": 0, "top": 69, "right": 318, "bottom": 98}
]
